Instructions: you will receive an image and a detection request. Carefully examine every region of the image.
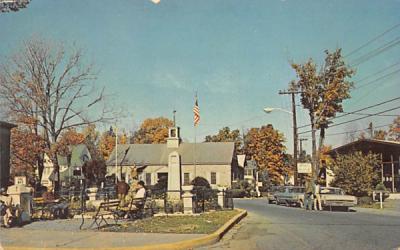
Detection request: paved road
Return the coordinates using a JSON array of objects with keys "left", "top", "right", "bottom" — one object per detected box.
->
[{"left": 204, "top": 199, "right": 400, "bottom": 250}]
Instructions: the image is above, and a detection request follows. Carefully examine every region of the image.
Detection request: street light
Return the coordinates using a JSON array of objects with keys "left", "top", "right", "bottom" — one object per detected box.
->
[
  {"left": 263, "top": 107, "right": 293, "bottom": 115},
  {"left": 263, "top": 107, "right": 299, "bottom": 186}
]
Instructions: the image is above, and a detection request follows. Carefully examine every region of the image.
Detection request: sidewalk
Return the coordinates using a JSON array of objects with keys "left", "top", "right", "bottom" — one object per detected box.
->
[
  {"left": 0, "top": 209, "right": 247, "bottom": 250},
  {"left": 0, "top": 219, "right": 205, "bottom": 249},
  {"left": 353, "top": 199, "right": 400, "bottom": 217}
]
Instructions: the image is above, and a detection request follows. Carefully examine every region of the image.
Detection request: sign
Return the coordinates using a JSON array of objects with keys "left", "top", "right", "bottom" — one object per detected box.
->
[
  {"left": 297, "top": 163, "right": 312, "bottom": 174},
  {"left": 14, "top": 176, "right": 27, "bottom": 185}
]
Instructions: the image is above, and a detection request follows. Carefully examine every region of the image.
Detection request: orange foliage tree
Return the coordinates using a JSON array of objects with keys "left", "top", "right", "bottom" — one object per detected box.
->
[
  {"left": 131, "top": 117, "right": 173, "bottom": 144},
  {"left": 98, "top": 127, "right": 128, "bottom": 161},
  {"left": 244, "top": 125, "right": 289, "bottom": 185}
]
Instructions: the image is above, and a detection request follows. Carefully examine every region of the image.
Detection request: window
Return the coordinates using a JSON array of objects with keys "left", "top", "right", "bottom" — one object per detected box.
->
[
  {"left": 145, "top": 173, "right": 152, "bottom": 185},
  {"left": 211, "top": 172, "right": 217, "bottom": 185},
  {"left": 184, "top": 173, "right": 190, "bottom": 185},
  {"left": 245, "top": 169, "right": 253, "bottom": 176}
]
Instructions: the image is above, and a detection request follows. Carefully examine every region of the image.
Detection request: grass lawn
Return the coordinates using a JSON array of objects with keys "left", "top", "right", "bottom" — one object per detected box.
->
[{"left": 103, "top": 210, "right": 241, "bottom": 234}]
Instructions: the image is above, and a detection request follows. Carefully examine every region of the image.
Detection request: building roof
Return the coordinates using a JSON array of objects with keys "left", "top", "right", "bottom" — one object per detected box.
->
[
  {"left": 328, "top": 139, "right": 400, "bottom": 159},
  {"left": 107, "top": 142, "right": 235, "bottom": 166}
]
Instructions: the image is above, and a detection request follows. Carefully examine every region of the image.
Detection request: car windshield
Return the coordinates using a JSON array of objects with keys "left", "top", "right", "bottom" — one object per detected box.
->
[
  {"left": 289, "top": 187, "right": 305, "bottom": 193},
  {"left": 320, "top": 188, "right": 344, "bottom": 195}
]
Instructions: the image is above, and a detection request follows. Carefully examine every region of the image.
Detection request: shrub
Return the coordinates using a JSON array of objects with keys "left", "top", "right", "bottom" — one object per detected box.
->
[
  {"left": 230, "top": 189, "right": 246, "bottom": 198},
  {"left": 357, "top": 196, "right": 372, "bottom": 205}
]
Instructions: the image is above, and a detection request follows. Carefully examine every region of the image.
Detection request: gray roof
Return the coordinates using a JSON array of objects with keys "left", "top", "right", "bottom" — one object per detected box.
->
[{"left": 107, "top": 142, "right": 235, "bottom": 166}]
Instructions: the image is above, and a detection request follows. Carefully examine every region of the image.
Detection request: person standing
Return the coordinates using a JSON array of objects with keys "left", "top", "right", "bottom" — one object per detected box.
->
[
  {"left": 304, "top": 178, "right": 313, "bottom": 210},
  {"left": 314, "top": 180, "right": 322, "bottom": 211},
  {"left": 0, "top": 188, "right": 14, "bottom": 228},
  {"left": 116, "top": 178, "right": 129, "bottom": 207}
]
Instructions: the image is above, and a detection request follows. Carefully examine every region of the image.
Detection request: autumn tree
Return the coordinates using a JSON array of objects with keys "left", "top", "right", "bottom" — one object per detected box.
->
[
  {"left": 330, "top": 152, "right": 380, "bottom": 196},
  {"left": 98, "top": 127, "right": 128, "bottom": 161},
  {"left": 10, "top": 117, "right": 46, "bottom": 183},
  {"left": 373, "top": 129, "right": 387, "bottom": 140},
  {"left": 244, "top": 124, "right": 289, "bottom": 185},
  {"left": 0, "top": 37, "right": 113, "bottom": 191},
  {"left": 131, "top": 117, "right": 173, "bottom": 144},
  {"left": 291, "top": 49, "right": 354, "bottom": 177},
  {"left": 388, "top": 116, "right": 400, "bottom": 141},
  {"left": 205, "top": 127, "right": 242, "bottom": 154}
]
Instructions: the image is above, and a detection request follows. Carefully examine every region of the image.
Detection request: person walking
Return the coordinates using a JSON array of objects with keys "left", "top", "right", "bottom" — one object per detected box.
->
[{"left": 314, "top": 180, "right": 322, "bottom": 211}]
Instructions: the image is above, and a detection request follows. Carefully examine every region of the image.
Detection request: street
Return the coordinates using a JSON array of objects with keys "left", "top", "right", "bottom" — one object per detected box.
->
[{"left": 203, "top": 199, "right": 400, "bottom": 250}]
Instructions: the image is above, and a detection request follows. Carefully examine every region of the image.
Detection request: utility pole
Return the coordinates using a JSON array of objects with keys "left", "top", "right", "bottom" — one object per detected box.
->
[
  {"left": 299, "top": 138, "right": 308, "bottom": 158},
  {"left": 279, "top": 89, "right": 301, "bottom": 186}
]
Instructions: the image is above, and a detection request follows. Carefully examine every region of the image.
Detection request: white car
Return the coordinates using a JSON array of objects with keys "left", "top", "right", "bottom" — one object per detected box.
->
[{"left": 320, "top": 187, "right": 357, "bottom": 211}]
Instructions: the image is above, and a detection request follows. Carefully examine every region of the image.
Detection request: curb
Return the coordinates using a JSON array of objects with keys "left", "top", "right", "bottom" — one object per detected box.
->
[{"left": 3, "top": 209, "right": 247, "bottom": 250}]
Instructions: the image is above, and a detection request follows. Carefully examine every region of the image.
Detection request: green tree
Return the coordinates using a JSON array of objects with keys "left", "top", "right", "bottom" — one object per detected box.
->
[
  {"left": 244, "top": 124, "right": 289, "bottom": 185},
  {"left": 131, "top": 117, "right": 173, "bottom": 144},
  {"left": 330, "top": 151, "right": 380, "bottom": 196},
  {"left": 291, "top": 49, "right": 354, "bottom": 177},
  {"left": 204, "top": 127, "right": 242, "bottom": 154}
]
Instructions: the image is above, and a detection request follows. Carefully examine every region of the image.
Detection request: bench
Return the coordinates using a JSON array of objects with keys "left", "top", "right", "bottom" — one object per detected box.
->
[
  {"left": 32, "top": 197, "right": 67, "bottom": 220},
  {"left": 80, "top": 200, "right": 121, "bottom": 230},
  {"left": 79, "top": 197, "right": 149, "bottom": 230}
]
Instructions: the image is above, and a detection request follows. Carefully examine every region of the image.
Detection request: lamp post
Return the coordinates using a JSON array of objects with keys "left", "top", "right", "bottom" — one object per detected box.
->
[{"left": 263, "top": 107, "right": 299, "bottom": 186}]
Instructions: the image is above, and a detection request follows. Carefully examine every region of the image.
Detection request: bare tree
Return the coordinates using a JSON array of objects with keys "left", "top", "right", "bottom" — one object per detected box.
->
[{"left": 0, "top": 37, "right": 113, "bottom": 191}]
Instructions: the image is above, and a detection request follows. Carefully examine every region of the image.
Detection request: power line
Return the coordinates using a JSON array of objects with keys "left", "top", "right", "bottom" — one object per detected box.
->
[
  {"left": 345, "top": 23, "right": 400, "bottom": 58},
  {"left": 303, "top": 123, "right": 392, "bottom": 138},
  {"left": 354, "top": 68, "right": 400, "bottom": 90},
  {"left": 297, "top": 96, "right": 400, "bottom": 129},
  {"left": 349, "top": 37, "right": 400, "bottom": 67},
  {"left": 354, "top": 61, "right": 400, "bottom": 84},
  {"left": 340, "top": 111, "right": 398, "bottom": 117},
  {"left": 298, "top": 105, "right": 400, "bottom": 135}
]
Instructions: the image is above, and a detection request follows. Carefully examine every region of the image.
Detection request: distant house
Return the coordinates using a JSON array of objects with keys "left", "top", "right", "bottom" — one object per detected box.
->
[
  {"left": 236, "top": 154, "right": 246, "bottom": 181},
  {"left": 106, "top": 127, "right": 240, "bottom": 191},
  {"left": 244, "top": 159, "right": 257, "bottom": 184},
  {"left": 39, "top": 144, "right": 91, "bottom": 189},
  {"left": 329, "top": 139, "right": 400, "bottom": 192}
]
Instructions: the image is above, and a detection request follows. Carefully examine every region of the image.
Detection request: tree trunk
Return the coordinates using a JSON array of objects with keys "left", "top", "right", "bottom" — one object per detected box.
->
[
  {"left": 310, "top": 113, "right": 318, "bottom": 181},
  {"left": 317, "top": 127, "right": 326, "bottom": 178}
]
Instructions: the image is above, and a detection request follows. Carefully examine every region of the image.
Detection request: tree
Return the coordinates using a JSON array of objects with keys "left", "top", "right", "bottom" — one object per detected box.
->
[
  {"left": 330, "top": 152, "right": 380, "bottom": 197},
  {"left": 0, "top": 37, "right": 112, "bottom": 191},
  {"left": 205, "top": 127, "right": 242, "bottom": 154},
  {"left": 98, "top": 127, "right": 128, "bottom": 161},
  {"left": 388, "top": 116, "right": 400, "bottom": 142},
  {"left": 244, "top": 125, "right": 289, "bottom": 185},
  {"left": 82, "top": 159, "right": 106, "bottom": 187},
  {"left": 291, "top": 49, "right": 354, "bottom": 177},
  {"left": 10, "top": 116, "right": 46, "bottom": 184},
  {"left": 131, "top": 117, "right": 173, "bottom": 144},
  {"left": 373, "top": 129, "right": 387, "bottom": 140}
]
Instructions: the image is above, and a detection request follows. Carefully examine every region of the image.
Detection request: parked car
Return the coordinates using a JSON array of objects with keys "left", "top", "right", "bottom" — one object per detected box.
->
[
  {"left": 320, "top": 187, "right": 357, "bottom": 211},
  {"left": 266, "top": 186, "right": 281, "bottom": 204},
  {"left": 274, "top": 186, "right": 306, "bottom": 207}
]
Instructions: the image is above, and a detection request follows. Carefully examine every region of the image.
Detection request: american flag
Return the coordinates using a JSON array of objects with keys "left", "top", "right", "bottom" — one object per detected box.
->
[{"left": 193, "top": 95, "right": 200, "bottom": 126}]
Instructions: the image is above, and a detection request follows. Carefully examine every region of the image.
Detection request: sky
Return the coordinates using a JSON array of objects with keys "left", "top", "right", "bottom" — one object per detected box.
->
[{"left": 1, "top": 0, "right": 399, "bottom": 154}]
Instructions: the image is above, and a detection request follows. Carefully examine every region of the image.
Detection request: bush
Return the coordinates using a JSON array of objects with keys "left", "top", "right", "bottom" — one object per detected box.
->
[
  {"left": 230, "top": 189, "right": 246, "bottom": 198},
  {"left": 357, "top": 196, "right": 372, "bottom": 205}
]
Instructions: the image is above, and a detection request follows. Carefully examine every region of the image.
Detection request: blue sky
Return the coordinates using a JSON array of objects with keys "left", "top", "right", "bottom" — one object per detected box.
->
[{"left": 1, "top": 0, "right": 399, "bottom": 154}]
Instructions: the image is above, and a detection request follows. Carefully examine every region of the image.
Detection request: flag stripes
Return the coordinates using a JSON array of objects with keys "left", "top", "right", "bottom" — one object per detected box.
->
[{"left": 193, "top": 96, "right": 200, "bottom": 126}]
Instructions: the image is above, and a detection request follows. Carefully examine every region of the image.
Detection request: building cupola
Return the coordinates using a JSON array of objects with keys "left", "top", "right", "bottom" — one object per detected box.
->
[{"left": 167, "top": 127, "right": 181, "bottom": 148}]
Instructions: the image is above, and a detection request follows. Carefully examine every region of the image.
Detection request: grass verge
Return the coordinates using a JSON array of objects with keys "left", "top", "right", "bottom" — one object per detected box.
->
[{"left": 103, "top": 210, "right": 240, "bottom": 234}]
